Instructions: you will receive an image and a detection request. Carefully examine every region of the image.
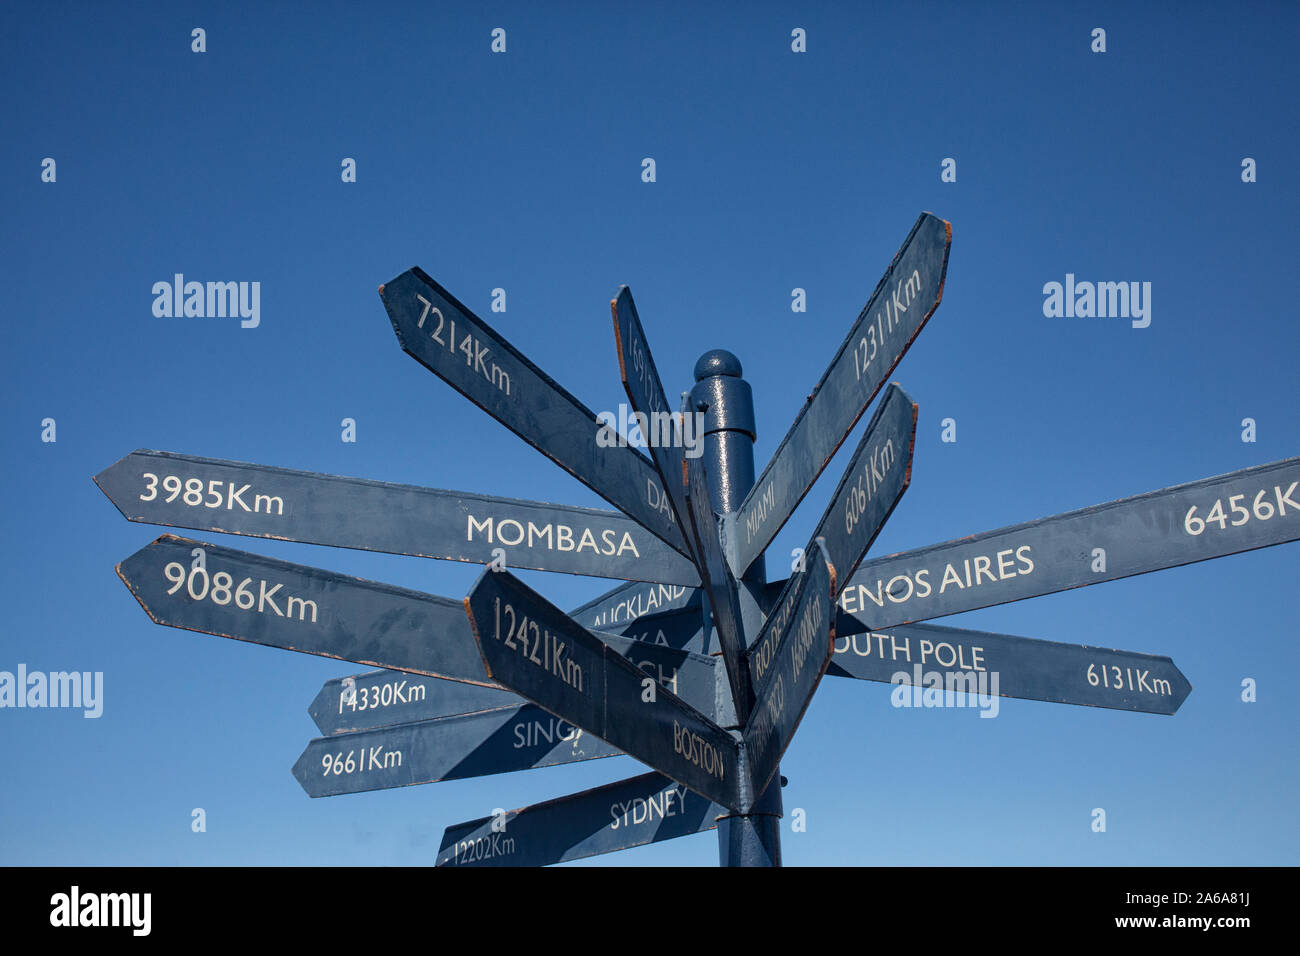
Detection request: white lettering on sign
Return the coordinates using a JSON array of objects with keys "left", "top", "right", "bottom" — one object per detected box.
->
[
  {"left": 789, "top": 595, "right": 824, "bottom": 684},
  {"left": 844, "top": 436, "right": 898, "bottom": 535},
  {"left": 513, "top": 716, "right": 584, "bottom": 749},
  {"left": 840, "top": 545, "right": 1035, "bottom": 613},
  {"left": 1087, "top": 664, "right": 1173, "bottom": 697},
  {"left": 584, "top": 584, "right": 690, "bottom": 628},
  {"left": 746, "top": 673, "right": 787, "bottom": 766},
  {"left": 415, "top": 294, "right": 511, "bottom": 395},
  {"left": 1183, "top": 484, "right": 1297, "bottom": 536},
  {"left": 609, "top": 783, "right": 690, "bottom": 830},
  {"left": 833, "top": 631, "right": 985, "bottom": 669},
  {"left": 645, "top": 478, "right": 676, "bottom": 522},
  {"left": 321, "top": 745, "right": 402, "bottom": 776},
  {"left": 448, "top": 832, "right": 516, "bottom": 864},
  {"left": 851, "top": 269, "right": 922, "bottom": 381},
  {"left": 672, "top": 720, "right": 725, "bottom": 781},
  {"left": 139, "top": 473, "right": 283, "bottom": 515},
  {"left": 743, "top": 481, "right": 776, "bottom": 544},
  {"left": 466, "top": 515, "right": 641, "bottom": 558},
  {"left": 750, "top": 585, "right": 800, "bottom": 686},
  {"left": 492, "top": 599, "right": 584, "bottom": 692},
  {"left": 338, "top": 677, "right": 426, "bottom": 715},
  {"left": 163, "top": 562, "right": 317, "bottom": 622}
]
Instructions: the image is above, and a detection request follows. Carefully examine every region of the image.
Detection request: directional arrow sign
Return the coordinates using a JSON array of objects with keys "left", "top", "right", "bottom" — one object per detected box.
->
[
  {"left": 118, "top": 534, "right": 493, "bottom": 684},
  {"left": 95, "top": 450, "right": 697, "bottom": 585},
  {"left": 743, "top": 541, "right": 837, "bottom": 798},
  {"left": 292, "top": 704, "right": 621, "bottom": 797},
  {"left": 310, "top": 671, "right": 519, "bottom": 736},
  {"left": 682, "top": 454, "right": 752, "bottom": 718},
  {"left": 465, "top": 568, "right": 743, "bottom": 811},
  {"left": 380, "top": 269, "right": 689, "bottom": 556},
  {"left": 806, "top": 382, "right": 916, "bottom": 592},
  {"left": 838, "top": 457, "right": 1300, "bottom": 630},
  {"left": 828, "top": 622, "right": 1192, "bottom": 715},
  {"left": 436, "top": 771, "right": 722, "bottom": 867},
  {"left": 120, "top": 535, "right": 721, "bottom": 717},
  {"left": 728, "top": 213, "right": 950, "bottom": 576},
  {"left": 612, "top": 285, "right": 698, "bottom": 567}
]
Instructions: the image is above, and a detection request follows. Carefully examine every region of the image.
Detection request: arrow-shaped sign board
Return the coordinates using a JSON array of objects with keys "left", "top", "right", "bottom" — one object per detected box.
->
[
  {"left": 436, "top": 771, "right": 722, "bottom": 867},
  {"left": 828, "top": 621, "right": 1192, "bottom": 714},
  {"left": 292, "top": 704, "right": 621, "bottom": 797},
  {"left": 838, "top": 457, "right": 1300, "bottom": 630},
  {"left": 310, "top": 671, "right": 520, "bottom": 736},
  {"left": 612, "top": 285, "right": 699, "bottom": 567},
  {"left": 682, "top": 454, "right": 752, "bottom": 718},
  {"left": 743, "top": 542, "right": 837, "bottom": 798},
  {"left": 120, "top": 535, "right": 721, "bottom": 717},
  {"left": 465, "top": 568, "right": 744, "bottom": 811},
  {"left": 118, "top": 534, "right": 494, "bottom": 685},
  {"left": 807, "top": 382, "right": 917, "bottom": 592},
  {"left": 729, "top": 213, "right": 950, "bottom": 576},
  {"left": 380, "top": 269, "right": 689, "bottom": 556},
  {"left": 95, "top": 450, "right": 697, "bottom": 585}
]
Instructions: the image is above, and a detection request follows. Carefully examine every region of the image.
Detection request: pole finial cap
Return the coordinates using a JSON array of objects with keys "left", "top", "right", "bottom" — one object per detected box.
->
[{"left": 694, "top": 349, "right": 743, "bottom": 381}]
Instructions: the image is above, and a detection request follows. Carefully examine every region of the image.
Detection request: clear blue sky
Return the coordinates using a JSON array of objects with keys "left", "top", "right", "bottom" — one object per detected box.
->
[{"left": 2, "top": 1, "right": 1296, "bottom": 866}]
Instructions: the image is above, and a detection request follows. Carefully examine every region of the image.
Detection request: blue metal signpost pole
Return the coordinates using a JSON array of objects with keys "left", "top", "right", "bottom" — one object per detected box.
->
[{"left": 691, "top": 350, "right": 783, "bottom": 867}]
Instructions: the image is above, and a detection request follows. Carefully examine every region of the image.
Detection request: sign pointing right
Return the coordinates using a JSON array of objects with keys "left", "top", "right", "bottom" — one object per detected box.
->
[
  {"left": 728, "top": 213, "right": 950, "bottom": 576},
  {"left": 806, "top": 382, "right": 917, "bottom": 591},
  {"left": 744, "top": 541, "right": 837, "bottom": 799},
  {"left": 829, "top": 621, "right": 1192, "bottom": 715},
  {"left": 838, "top": 456, "right": 1300, "bottom": 630}
]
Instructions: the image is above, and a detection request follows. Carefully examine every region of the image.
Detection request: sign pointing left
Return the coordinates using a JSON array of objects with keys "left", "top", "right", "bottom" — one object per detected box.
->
[
  {"left": 292, "top": 704, "right": 621, "bottom": 797},
  {"left": 95, "top": 449, "right": 698, "bottom": 585},
  {"left": 465, "top": 568, "right": 745, "bottom": 811},
  {"left": 612, "top": 285, "right": 698, "bottom": 568},
  {"left": 117, "top": 535, "right": 722, "bottom": 716},
  {"left": 437, "top": 771, "right": 722, "bottom": 867},
  {"left": 119, "top": 534, "right": 494, "bottom": 684},
  {"left": 380, "top": 269, "right": 690, "bottom": 557}
]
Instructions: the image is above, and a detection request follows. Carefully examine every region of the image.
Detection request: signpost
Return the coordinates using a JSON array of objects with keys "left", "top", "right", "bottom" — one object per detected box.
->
[
  {"left": 97, "top": 211, "right": 1300, "bottom": 866},
  {"left": 828, "top": 621, "right": 1192, "bottom": 715},
  {"left": 436, "top": 771, "right": 722, "bottom": 867},
  {"left": 96, "top": 449, "right": 697, "bottom": 585},
  {"left": 292, "top": 704, "right": 621, "bottom": 797}
]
